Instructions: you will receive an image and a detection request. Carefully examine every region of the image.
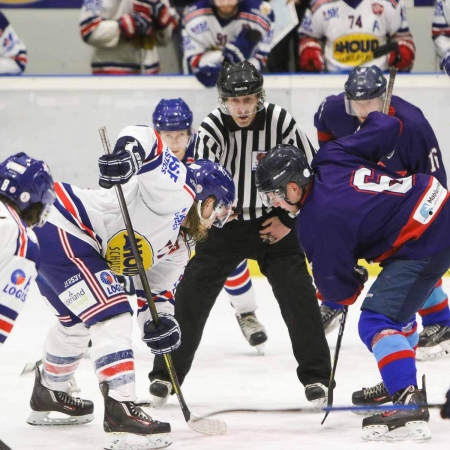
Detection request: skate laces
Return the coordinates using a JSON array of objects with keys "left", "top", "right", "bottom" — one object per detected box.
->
[
  {"left": 363, "top": 382, "right": 388, "bottom": 399},
  {"left": 127, "top": 402, "right": 152, "bottom": 421},
  {"left": 321, "top": 306, "right": 339, "bottom": 322},
  {"left": 56, "top": 391, "right": 84, "bottom": 407},
  {"left": 238, "top": 313, "right": 263, "bottom": 334},
  {"left": 421, "top": 324, "right": 441, "bottom": 337}
]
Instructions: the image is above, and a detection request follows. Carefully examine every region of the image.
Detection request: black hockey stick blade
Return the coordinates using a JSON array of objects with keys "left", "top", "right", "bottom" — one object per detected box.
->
[
  {"left": 373, "top": 41, "right": 399, "bottom": 59},
  {"left": 0, "top": 440, "right": 12, "bottom": 450},
  {"left": 202, "top": 402, "right": 445, "bottom": 418}
]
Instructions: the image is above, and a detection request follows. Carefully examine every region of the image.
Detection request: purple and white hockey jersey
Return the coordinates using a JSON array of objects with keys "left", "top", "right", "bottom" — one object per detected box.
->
[
  {"left": 0, "top": 12, "right": 27, "bottom": 75},
  {"left": 298, "top": 112, "right": 450, "bottom": 306},
  {"left": 0, "top": 203, "right": 40, "bottom": 346},
  {"left": 314, "top": 93, "right": 447, "bottom": 187}
]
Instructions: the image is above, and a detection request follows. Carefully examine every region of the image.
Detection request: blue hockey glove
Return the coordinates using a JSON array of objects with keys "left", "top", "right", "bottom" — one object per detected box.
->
[
  {"left": 98, "top": 142, "right": 144, "bottom": 189},
  {"left": 223, "top": 28, "right": 262, "bottom": 64},
  {"left": 118, "top": 12, "right": 153, "bottom": 39},
  {"left": 442, "top": 52, "right": 450, "bottom": 76},
  {"left": 353, "top": 265, "right": 368, "bottom": 284},
  {"left": 143, "top": 313, "right": 181, "bottom": 355},
  {"left": 441, "top": 389, "right": 450, "bottom": 419},
  {"left": 195, "top": 64, "right": 222, "bottom": 87}
]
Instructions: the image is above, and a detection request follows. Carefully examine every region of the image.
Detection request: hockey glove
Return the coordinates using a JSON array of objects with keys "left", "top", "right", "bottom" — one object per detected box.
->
[
  {"left": 98, "top": 143, "right": 144, "bottom": 189},
  {"left": 223, "top": 28, "right": 263, "bottom": 64},
  {"left": 118, "top": 12, "right": 153, "bottom": 39},
  {"left": 353, "top": 264, "right": 369, "bottom": 285},
  {"left": 195, "top": 64, "right": 222, "bottom": 87},
  {"left": 442, "top": 51, "right": 450, "bottom": 76},
  {"left": 298, "top": 38, "right": 324, "bottom": 72},
  {"left": 441, "top": 389, "right": 450, "bottom": 419},
  {"left": 388, "top": 39, "right": 415, "bottom": 72},
  {"left": 143, "top": 313, "right": 181, "bottom": 355}
]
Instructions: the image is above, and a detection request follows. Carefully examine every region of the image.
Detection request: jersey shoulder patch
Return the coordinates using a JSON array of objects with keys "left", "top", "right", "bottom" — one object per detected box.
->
[{"left": 310, "top": 0, "right": 340, "bottom": 14}]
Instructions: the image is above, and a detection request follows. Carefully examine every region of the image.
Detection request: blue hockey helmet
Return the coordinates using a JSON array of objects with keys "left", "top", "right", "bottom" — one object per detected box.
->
[
  {"left": 255, "top": 144, "right": 312, "bottom": 207},
  {"left": 0, "top": 152, "right": 56, "bottom": 227},
  {"left": 152, "top": 98, "right": 193, "bottom": 132},
  {"left": 344, "top": 65, "right": 387, "bottom": 101},
  {"left": 190, "top": 159, "right": 235, "bottom": 228}
]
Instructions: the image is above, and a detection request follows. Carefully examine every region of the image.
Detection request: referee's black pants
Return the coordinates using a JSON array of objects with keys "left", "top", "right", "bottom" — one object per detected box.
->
[{"left": 150, "top": 216, "right": 332, "bottom": 388}]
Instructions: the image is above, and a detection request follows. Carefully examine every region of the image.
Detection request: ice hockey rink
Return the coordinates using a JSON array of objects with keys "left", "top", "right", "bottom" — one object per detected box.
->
[{"left": 0, "top": 276, "right": 449, "bottom": 450}]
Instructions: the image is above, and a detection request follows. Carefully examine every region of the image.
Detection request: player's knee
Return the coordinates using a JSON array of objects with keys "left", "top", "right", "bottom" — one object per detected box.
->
[{"left": 358, "top": 309, "right": 394, "bottom": 351}]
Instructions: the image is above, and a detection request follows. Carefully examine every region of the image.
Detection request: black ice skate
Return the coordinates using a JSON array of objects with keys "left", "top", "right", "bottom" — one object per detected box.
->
[
  {"left": 361, "top": 375, "right": 431, "bottom": 441},
  {"left": 236, "top": 311, "right": 268, "bottom": 355},
  {"left": 320, "top": 304, "right": 344, "bottom": 335},
  {"left": 305, "top": 383, "right": 328, "bottom": 408},
  {"left": 26, "top": 365, "right": 94, "bottom": 426},
  {"left": 101, "top": 382, "right": 172, "bottom": 450},
  {"left": 416, "top": 324, "right": 450, "bottom": 361},
  {"left": 352, "top": 381, "right": 392, "bottom": 415},
  {"left": 149, "top": 379, "right": 173, "bottom": 408}
]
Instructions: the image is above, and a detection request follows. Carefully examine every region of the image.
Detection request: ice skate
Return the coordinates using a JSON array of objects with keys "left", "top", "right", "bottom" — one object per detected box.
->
[
  {"left": 320, "top": 304, "right": 344, "bottom": 335},
  {"left": 361, "top": 376, "right": 430, "bottom": 441},
  {"left": 352, "top": 381, "right": 392, "bottom": 415},
  {"left": 236, "top": 312, "right": 268, "bottom": 355},
  {"left": 416, "top": 324, "right": 450, "bottom": 361},
  {"left": 101, "top": 382, "right": 172, "bottom": 449},
  {"left": 149, "top": 379, "right": 173, "bottom": 407},
  {"left": 26, "top": 365, "right": 94, "bottom": 426},
  {"left": 305, "top": 383, "right": 328, "bottom": 408}
]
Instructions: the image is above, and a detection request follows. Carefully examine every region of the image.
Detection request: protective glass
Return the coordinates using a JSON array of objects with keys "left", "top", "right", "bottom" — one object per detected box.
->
[
  {"left": 198, "top": 199, "right": 234, "bottom": 228},
  {"left": 36, "top": 188, "right": 56, "bottom": 228},
  {"left": 345, "top": 95, "right": 385, "bottom": 117},
  {"left": 219, "top": 92, "right": 265, "bottom": 117},
  {"left": 258, "top": 188, "right": 286, "bottom": 207}
]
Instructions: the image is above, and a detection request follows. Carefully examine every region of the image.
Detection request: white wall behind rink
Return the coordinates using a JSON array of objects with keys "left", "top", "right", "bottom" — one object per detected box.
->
[{"left": 1, "top": 73, "right": 450, "bottom": 189}]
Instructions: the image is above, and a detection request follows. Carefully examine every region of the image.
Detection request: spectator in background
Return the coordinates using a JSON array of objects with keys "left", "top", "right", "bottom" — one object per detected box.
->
[
  {"left": 80, "top": 0, "right": 178, "bottom": 75},
  {"left": 182, "top": 0, "right": 274, "bottom": 87},
  {"left": 432, "top": 0, "right": 450, "bottom": 76},
  {"left": 297, "top": 0, "right": 415, "bottom": 73},
  {"left": 0, "top": 11, "right": 27, "bottom": 75}
]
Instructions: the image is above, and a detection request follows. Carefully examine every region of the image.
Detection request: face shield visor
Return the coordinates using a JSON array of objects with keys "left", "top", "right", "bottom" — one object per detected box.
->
[
  {"left": 35, "top": 187, "right": 56, "bottom": 228},
  {"left": 344, "top": 94, "right": 386, "bottom": 118},
  {"left": 258, "top": 187, "right": 286, "bottom": 208},
  {"left": 198, "top": 198, "right": 234, "bottom": 228},
  {"left": 219, "top": 91, "right": 265, "bottom": 122}
]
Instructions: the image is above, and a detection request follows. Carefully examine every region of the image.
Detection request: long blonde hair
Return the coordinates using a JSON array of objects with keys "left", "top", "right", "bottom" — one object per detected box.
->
[{"left": 181, "top": 201, "right": 208, "bottom": 245}]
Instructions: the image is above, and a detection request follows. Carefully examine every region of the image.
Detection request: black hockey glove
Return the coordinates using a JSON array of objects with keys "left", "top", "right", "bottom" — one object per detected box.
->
[
  {"left": 143, "top": 313, "right": 181, "bottom": 355},
  {"left": 98, "top": 138, "right": 144, "bottom": 189},
  {"left": 441, "top": 389, "right": 450, "bottom": 419},
  {"left": 353, "top": 264, "right": 368, "bottom": 284}
]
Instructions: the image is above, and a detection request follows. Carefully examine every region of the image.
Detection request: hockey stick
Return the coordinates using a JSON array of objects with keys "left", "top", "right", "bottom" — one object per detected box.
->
[
  {"left": 321, "top": 305, "right": 348, "bottom": 425},
  {"left": 372, "top": 41, "right": 399, "bottom": 60},
  {"left": 202, "top": 402, "right": 445, "bottom": 417},
  {"left": 20, "top": 358, "right": 42, "bottom": 376},
  {"left": 98, "top": 127, "right": 226, "bottom": 436},
  {"left": 382, "top": 66, "right": 397, "bottom": 114},
  {"left": 0, "top": 440, "right": 12, "bottom": 450}
]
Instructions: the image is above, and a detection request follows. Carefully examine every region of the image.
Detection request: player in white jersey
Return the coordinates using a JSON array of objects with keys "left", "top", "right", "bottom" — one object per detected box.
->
[
  {"left": 26, "top": 126, "right": 235, "bottom": 450},
  {"left": 80, "top": 0, "right": 178, "bottom": 74},
  {"left": 0, "top": 11, "right": 27, "bottom": 74},
  {"left": 297, "top": 0, "right": 415, "bottom": 73},
  {"left": 0, "top": 153, "right": 55, "bottom": 347},
  {"left": 432, "top": 0, "right": 450, "bottom": 75},
  {"left": 182, "top": 0, "right": 274, "bottom": 87}
]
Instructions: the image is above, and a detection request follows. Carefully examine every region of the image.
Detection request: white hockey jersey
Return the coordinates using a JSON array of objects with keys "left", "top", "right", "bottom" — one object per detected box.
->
[
  {"left": 48, "top": 126, "right": 196, "bottom": 316},
  {"left": 298, "top": 0, "right": 413, "bottom": 72},
  {"left": 80, "top": 0, "right": 178, "bottom": 74},
  {"left": 0, "top": 11, "right": 27, "bottom": 75},
  {"left": 0, "top": 203, "right": 39, "bottom": 346},
  {"left": 432, "top": 0, "right": 450, "bottom": 60},
  {"left": 182, "top": 0, "right": 274, "bottom": 74}
]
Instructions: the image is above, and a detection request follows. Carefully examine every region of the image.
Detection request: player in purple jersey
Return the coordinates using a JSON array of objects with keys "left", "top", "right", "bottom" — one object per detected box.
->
[
  {"left": 314, "top": 65, "right": 450, "bottom": 367},
  {"left": 256, "top": 111, "right": 450, "bottom": 440},
  {"left": 151, "top": 98, "right": 267, "bottom": 360}
]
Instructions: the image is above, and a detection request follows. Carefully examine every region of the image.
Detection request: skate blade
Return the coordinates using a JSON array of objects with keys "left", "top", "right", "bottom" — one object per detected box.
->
[
  {"left": 26, "top": 410, "right": 94, "bottom": 426},
  {"left": 103, "top": 432, "right": 172, "bottom": 449},
  {"left": 362, "top": 420, "right": 431, "bottom": 441},
  {"left": 416, "top": 340, "right": 450, "bottom": 361},
  {"left": 255, "top": 344, "right": 265, "bottom": 355}
]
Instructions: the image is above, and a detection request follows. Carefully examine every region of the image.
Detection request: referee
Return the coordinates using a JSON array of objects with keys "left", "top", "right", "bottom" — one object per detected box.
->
[{"left": 149, "top": 61, "right": 332, "bottom": 406}]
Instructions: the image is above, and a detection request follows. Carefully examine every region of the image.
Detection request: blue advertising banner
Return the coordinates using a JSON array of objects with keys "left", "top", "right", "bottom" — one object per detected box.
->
[{"left": 0, "top": 0, "right": 82, "bottom": 8}]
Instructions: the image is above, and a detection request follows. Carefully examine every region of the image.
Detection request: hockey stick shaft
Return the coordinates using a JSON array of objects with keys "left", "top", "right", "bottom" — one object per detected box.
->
[
  {"left": 321, "top": 305, "right": 348, "bottom": 425},
  {"left": 372, "top": 41, "right": 398, "bottom": 59},
  {"left": 382, "top": 66, "right": 397, "bottom": 114},
  {"left": 98, "top": 127, "right": 225, "bottom": 435},
  {"left": 0, "top": 440, "right": 12, "bottom": 450}
]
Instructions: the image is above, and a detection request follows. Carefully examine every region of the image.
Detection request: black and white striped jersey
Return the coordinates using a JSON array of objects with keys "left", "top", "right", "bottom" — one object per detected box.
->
[{"left": 195, "top": 102, "right": 316, "bottom": 220}]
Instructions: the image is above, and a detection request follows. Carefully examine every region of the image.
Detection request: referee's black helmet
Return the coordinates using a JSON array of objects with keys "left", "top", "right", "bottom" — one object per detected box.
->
[{"left": 216, "top": 61, "right": 263, "bottom": 98}]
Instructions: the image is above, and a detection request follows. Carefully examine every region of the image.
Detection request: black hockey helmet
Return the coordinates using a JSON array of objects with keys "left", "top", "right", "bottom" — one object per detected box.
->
[
  {"left": 216, "top": 61, "right": 264, "bottom": 98},
  {"left": 256, "top": 144, "right": 312, "bottom": 206},
  {"left": 344, "top": 65, "right": 387, "bottom": 100}
]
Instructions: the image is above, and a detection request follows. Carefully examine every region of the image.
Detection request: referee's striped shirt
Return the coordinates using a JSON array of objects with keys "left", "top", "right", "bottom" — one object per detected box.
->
[{"left": 195, "top": 102, "right": 316, "bottom": 221}]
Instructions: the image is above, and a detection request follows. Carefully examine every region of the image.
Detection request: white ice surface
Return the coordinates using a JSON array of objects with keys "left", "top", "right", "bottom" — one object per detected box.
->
[{"left": 0, "top": 277, "right": 449, "bottom": 450}]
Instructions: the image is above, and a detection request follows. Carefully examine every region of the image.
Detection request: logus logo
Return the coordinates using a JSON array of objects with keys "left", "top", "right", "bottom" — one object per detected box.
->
[
  {"left": 11, "top": 269, "right": 26, "bottom": 285},
  {"left": 100, "top": 271, "right": 115, "bottom": 285},
  {"left": 3, "top": 270, "right": 31, "bottom": 302},
  {"left": 96, "top": 271, "right": 124, "bottom": 297}
]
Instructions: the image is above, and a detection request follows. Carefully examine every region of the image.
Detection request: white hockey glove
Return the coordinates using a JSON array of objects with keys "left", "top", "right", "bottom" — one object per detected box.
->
[{"left": 142, "top": 313, "right": 181, "bottom": 355}]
